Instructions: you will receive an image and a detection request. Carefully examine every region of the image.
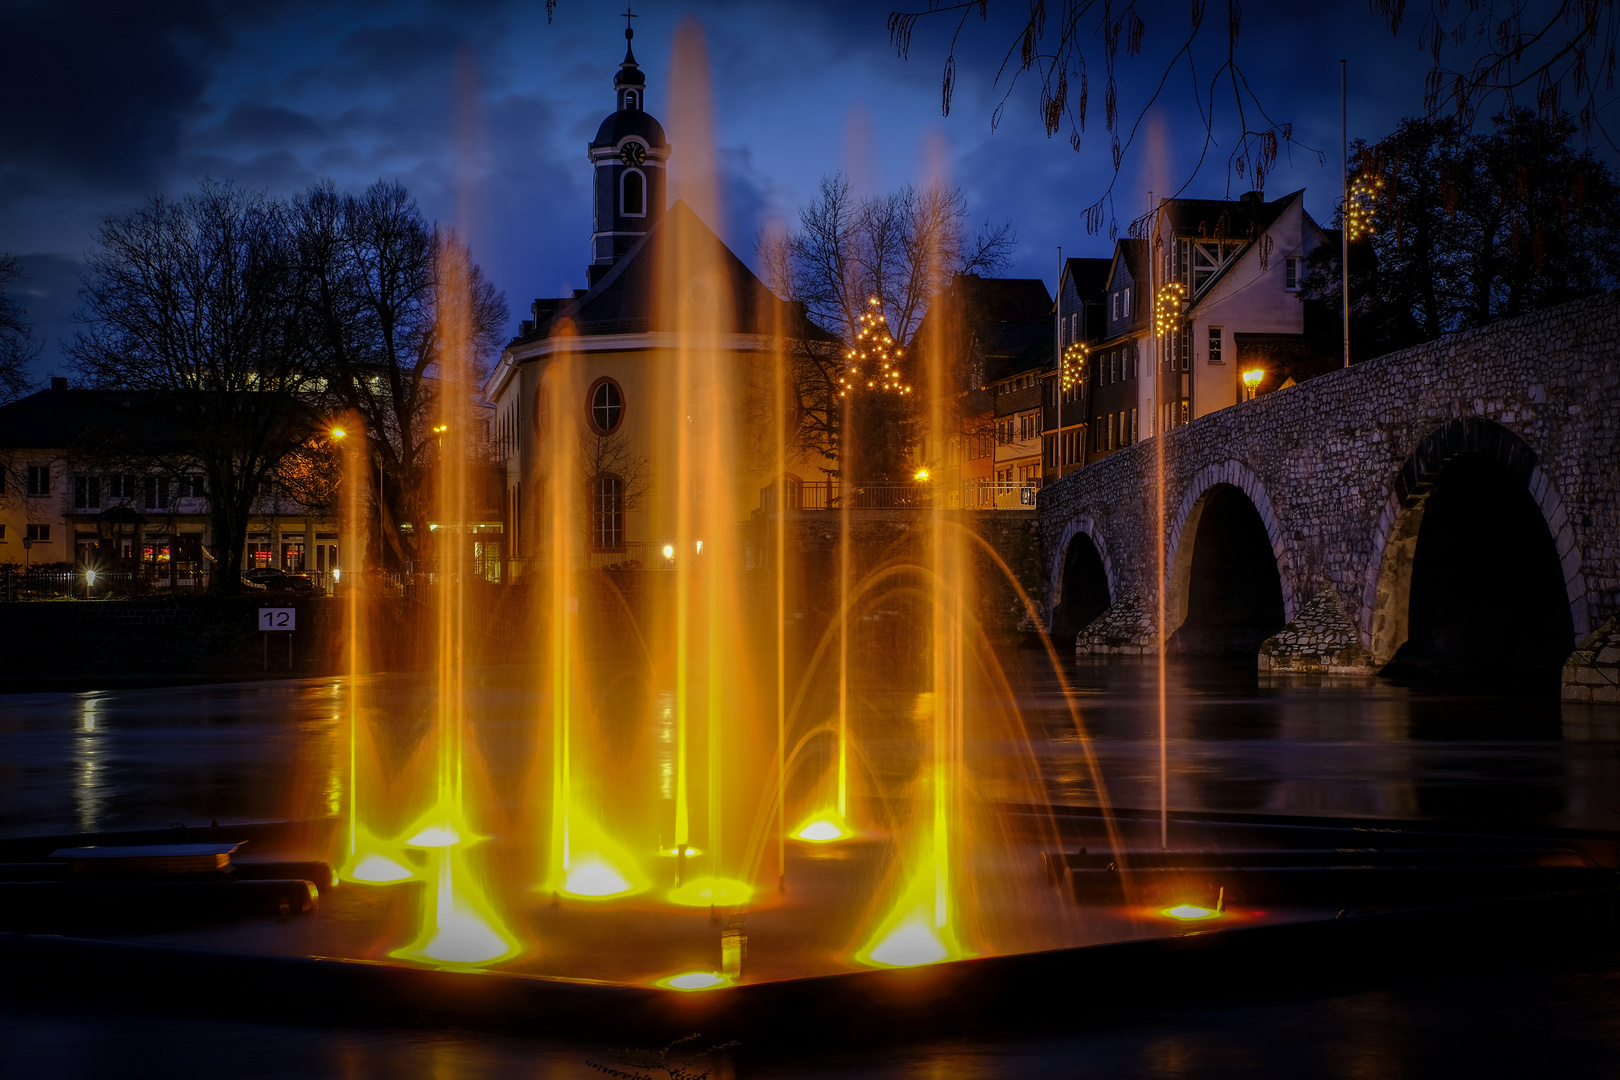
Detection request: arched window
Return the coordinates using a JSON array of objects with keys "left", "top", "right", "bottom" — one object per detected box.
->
[
  {"left": 588, "top": 377, "right": 624, "bottom": 434},
  {"left": 621, "top": 168, "right": 645, "bottom": 217},
  {"left": 592, "top": 474, "right": 624, "bottom": 551},
  {"left": 623, "top": 89, "right": 639, "bottom": 110}
]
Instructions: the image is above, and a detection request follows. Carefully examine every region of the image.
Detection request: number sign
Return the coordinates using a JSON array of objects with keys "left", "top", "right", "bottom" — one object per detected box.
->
[{"left": 258, "top": 608, "right": 296, "bottom": 631}]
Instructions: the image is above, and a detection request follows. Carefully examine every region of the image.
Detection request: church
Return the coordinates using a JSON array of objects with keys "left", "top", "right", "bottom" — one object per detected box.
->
[{"left": 483, "top": 25, "right": 831, "bottom": 569}]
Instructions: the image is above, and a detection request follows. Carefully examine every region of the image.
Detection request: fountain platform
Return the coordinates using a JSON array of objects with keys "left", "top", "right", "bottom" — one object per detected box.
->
[{"left": 0, "top": 811, "right": 1613, "bottom": 1048}]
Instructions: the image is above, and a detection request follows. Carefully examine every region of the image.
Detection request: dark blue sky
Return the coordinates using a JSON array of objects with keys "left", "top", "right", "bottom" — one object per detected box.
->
[{"left": 2, "top": 1, "right": 1594, "bottom": 383}]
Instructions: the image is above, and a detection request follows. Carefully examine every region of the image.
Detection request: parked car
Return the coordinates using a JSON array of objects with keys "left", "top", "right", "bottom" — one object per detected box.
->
[{"left": 242, "top": 568, "right": 316, "bottom": 595}]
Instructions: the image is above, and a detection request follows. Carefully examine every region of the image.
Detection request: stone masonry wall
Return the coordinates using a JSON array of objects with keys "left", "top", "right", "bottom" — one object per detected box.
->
[{"left": 1038, "top": 293, "right": 1620, "bottom": 675}]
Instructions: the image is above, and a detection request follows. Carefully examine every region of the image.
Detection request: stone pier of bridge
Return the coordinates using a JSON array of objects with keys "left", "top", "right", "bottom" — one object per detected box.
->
[{"left": 1037, "top": 293, "right": 1620, "bottom": 701}]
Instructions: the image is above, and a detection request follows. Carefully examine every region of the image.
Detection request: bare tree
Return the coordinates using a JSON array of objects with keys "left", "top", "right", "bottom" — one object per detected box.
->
[
  {"left": 71, "top": 181, "right": 322, "bottom": 593},
  {"left": 0, "top": 254, "right": 40, "bottom": 403},
  {"left": 294, "top": 180, "right": 508, "bottom": 571},
  {"left": 758, "top": 174, "right": 1013, "bottom": 472},
  {"left": 885, "top": 1, "right": 1615, "bottom": 236}
]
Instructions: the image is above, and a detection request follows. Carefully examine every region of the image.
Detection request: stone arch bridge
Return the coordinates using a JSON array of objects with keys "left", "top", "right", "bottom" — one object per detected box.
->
[{"left": 1038, "top": 293, "right": 1620, "bottom": 700}]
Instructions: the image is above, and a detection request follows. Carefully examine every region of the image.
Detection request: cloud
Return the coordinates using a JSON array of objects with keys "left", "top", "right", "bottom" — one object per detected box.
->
[{"left": 0, "top": 0, "right": 225, "bottom": 198}]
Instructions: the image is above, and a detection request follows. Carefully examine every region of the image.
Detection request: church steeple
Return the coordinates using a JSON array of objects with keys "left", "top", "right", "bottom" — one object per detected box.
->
[{"left": 587, "top": 14, "right": 668, "bottom": 286}]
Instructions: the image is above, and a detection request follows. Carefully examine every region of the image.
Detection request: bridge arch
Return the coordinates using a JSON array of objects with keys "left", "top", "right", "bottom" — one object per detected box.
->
[
  {"left": 1366, "top": 417, "right": 1584, "bottom": 679},
  {"left": 1048, "top": 515, "right": 1114, "bottom": 636},
  {"left": 1165, "top": 461, "right": 1300, "bottom": 648}
]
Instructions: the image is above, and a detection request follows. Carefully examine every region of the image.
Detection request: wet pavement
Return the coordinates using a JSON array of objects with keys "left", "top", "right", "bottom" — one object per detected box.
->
[{"left": 1, "top": 659, "right": 1615, "bottom": 840}]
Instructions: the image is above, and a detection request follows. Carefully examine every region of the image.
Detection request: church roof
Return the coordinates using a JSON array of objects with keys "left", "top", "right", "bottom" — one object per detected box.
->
[
  {"left": 513, "top": 200, "right": 835, "bottom": 346},
  {"left": 592, "top": 109, "right": 667, "bottom": 150}
]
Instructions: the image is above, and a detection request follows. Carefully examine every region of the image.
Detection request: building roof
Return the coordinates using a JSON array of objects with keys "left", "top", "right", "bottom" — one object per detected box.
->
[
  {"left": 1062, "top": 257, "right": 1111, "bottom": 297},
  {"left": 1164, "top": 189, "right": 1300, "bottom": 241},
  {"left": 512, "top": 199, "right": 833, "bottom": 346},
  {"left": 0, "top": 385, "right": 164, "bottom": 451}
]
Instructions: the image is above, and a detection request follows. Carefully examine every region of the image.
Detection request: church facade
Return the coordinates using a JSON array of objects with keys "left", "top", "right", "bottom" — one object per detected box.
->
[{"left": 484, "top": 28, "right": 830, "bottom": 570}]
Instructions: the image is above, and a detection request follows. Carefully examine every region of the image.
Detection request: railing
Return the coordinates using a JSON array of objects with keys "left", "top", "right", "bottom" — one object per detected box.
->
[
  {"left": 760, "top": 479, "right": 1040, "bottom": 512},
  {"left": 0, "top": 564, "right": 215, "bottom": 600}
]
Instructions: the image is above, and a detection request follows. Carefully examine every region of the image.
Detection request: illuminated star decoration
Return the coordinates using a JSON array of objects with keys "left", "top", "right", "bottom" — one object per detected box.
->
[{"left": 839, "top": 297, "right": 912, "bottom": 398}]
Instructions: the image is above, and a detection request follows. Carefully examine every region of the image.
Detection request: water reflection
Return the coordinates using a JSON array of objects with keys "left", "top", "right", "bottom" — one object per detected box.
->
[{"left": 0, "top": 661, "right": 1616, "bottom": 841}]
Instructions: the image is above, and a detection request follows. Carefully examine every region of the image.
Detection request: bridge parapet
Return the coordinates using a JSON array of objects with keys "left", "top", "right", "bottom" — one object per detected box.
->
[{"left": 1039, "top": 292, "right": 1620, "bottom": 693}]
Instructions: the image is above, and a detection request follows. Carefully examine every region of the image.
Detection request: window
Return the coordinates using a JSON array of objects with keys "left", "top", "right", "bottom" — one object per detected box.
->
[
  {"left": 1122, "top": 287, "right": 1131, "bottom": 315},
  {"left": 1130, "top": 408, "right": 1138, "bottom": 444},
  {"left": 623, "top": 89, "right": 639, "bottom": 110},
  {"left": 589, "top": 378, "right": 625, "bottom": 434},
  {"left": 179, "top": 475, "right": 205, "bottom": 500},
  {"left": 1284, "top": 257, "right": 1302, "bottom": 290},
  {"left": 1107, "top": 413, "right": 1117, "bottom": 450},
  {"left": 1208, "top": 326, "right": 1223, "bottom": 364},
  {"left": 1110, "top": 350, "right": 1119, "bottom": 384},
  {"left": 621, "top": 168, "right": 645, "bottom": 217},
  {"left": 74, "top": 476, "right": 100, "bottom": 509},
  {"left": 996, "top": 418, "right": 1013, "bottom": 445},
  {"left": 26, "top": 465, "right": 50, "bottom": 496},
  {"left": 1128, "top": 345, "right": 1138, "bottom": 379},
  {"left": 1018, "top": 411, "right": 1038, "bottom": 440},
  {"left": 592, "top": 475, "right": 624, "bottom": 551},
  {"left": 26, "top": 524, "right": 50, "bottom": 543},
  {"left": 108, "top": 474, "right": 137, "bottom": 500},
  {"left": 1111, "top": 291, "right": 1120, "bottom": 320},
  {"left": 0, "top": 524, "right": 5, "bottom": 540},
  {"left": 144, "top": 475, "right": 169, "bottom": 511}
]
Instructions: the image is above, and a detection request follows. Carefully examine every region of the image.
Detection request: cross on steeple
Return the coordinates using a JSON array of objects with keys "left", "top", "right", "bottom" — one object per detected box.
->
[{"left": 622, "top": 7, "right": 637, "bottom": 33}]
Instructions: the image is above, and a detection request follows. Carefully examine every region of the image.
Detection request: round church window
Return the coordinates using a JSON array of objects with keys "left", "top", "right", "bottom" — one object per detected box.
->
[{"left": 588, "top": 377, "right": 624, "bottom": 435}]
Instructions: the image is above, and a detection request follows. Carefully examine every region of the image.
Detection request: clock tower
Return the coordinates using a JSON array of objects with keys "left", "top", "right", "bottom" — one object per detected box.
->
[{"left": 587, "top": 23, "right": 669, "bottom": 287}]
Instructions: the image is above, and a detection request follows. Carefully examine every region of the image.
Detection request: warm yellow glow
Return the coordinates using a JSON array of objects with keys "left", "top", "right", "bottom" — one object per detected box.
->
[
  {"left": 564, "top": 859, "right": 632, "bottom": 897},
  {"left": 694, "top": 539, "right": 703, "bottom": 554},
  {"left": 667, "top": 876, "right": 754, "bottom": 907},
  {"left": 913, "top": 468, "right": 930, "bottom": 482},
  {"left": 662, "top": 544, "right": 675, "bottom": 560},
  {"left": 392, "top": 848, "right": 520, "bottom": 968},
  {"left": 1163, "top": 903, "right": 1221, "bottom": 921},
  {"left": 330, "top": 427, "right": 346, "bottom": 439},
  {"left": 793, "top": 816, "right": 850, "bottom": 843},
  {"left": 346, "top": 853, "right": 414, "bottom": 883},
  {"left": 660, "top": 844, "right": 702, "bottom": 857},
  {"left": 865, "top": 916, "right": 951, "bottom": 967},
  {"left": 1155, "top": 282, "right": 1188, "bottom": 338},
  {"left": 657, "top": 970, "right": 734, "bottom": 992},
  {"left": 1241, "top": 368, "right": 1264, "bottom": 387},
  {"left": 332, "top": 567, "right": 341, "bottom": 582},
  {"left": 838, "top": 296, "right": 912, "bottom": 396},
  {"left": 1061, "top": 342, "right": 1089, "bottom": 391},
  {"left": 432, "top": 423, "right": 449, "bottom": 433},
  {"left": 406, "top": 825, "right": 462, "bottom": 848}
]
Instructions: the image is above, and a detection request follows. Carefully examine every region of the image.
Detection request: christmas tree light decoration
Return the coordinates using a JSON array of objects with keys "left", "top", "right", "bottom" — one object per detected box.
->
[
  {"left": 1345, "top": 173, "right": 1384, "bottom": 241},
  {"left": 1155, "top": 282, "right": 1187, "bottom": 338},
  {"left": 839, "top": 297, "right": 912, "bottom": 398}
]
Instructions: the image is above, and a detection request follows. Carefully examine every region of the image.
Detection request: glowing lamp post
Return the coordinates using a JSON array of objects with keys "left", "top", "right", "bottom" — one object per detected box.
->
[{"left": 1241, "top": 368, "right": 1264, "bottom": 401}]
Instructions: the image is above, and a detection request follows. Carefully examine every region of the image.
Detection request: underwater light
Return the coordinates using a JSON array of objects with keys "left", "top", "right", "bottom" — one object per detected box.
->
[
  {"left": 413, "top": 907, "right": 513, "bottom": 965},
  {"left": 562, "top": 858, "right": 634, "bottom": 899},
  {"left": 668, "top": 876, "right": 753, "bottom": 907},
  {"left": 658, "top": 970, "right": 733, "bottom": 992},
  {"left": 1163, "top": 904, "right": 1220, "bottom": 921},
  {"left": 793, "top": 817, "right": 850, "bottom": 843},
  {"left": 406, "top": 825, "right": 461, "bottom": 848},
  {"left": 865, "top": 917, "right": 950, "bottom": 968},
  {"left": 660, "top": 845, "right": 702, "bottom": 857},
  {"left": 347, "top": 853, "right": 414, "bottom": 883}
]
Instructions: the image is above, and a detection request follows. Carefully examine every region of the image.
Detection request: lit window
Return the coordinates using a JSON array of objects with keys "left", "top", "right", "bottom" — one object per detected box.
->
[
  {"left": 590, "top": 379, "right": 624, "bottom": 434},
  {"left": 592, "top": 475, "right": 623, "bottom": 551}
]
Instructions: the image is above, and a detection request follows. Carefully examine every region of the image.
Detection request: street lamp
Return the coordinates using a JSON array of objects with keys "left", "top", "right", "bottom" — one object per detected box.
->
[{"left": 1241, "top": 368, "right": 1264, "bottom": 401}]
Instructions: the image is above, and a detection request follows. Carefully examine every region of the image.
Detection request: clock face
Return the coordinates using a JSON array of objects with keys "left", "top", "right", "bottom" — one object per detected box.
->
[{"left": 619, "top": 142, "right": 646, "bottom": 167}]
